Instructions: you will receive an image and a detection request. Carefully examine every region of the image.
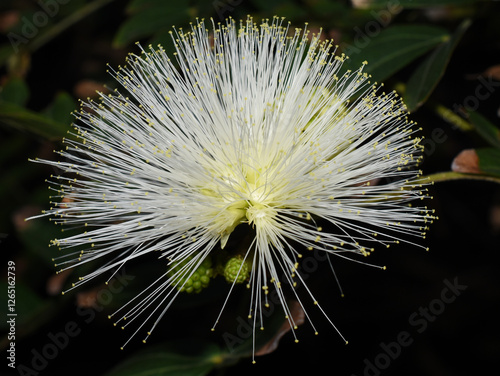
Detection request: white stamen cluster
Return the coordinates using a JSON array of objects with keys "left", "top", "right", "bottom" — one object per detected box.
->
[{"left": 30, "top": 16, "right": 434, "bottom": 361}]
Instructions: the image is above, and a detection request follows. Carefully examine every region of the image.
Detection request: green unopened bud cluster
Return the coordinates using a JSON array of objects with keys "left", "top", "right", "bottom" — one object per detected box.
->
[
  {"left": 223, "top": 256, "right": 251, "bottom": 284},
  {"left": 167, "top": 254, "right": 252, "bottom": 294},
  {"left": 167, "top": 256, "right": 214, "bottom": 294}
]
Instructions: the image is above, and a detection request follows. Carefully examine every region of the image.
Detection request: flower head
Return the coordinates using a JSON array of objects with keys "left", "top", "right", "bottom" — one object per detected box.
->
[{"left": 31, "top": 16, "right": 434, "bottom": 359}]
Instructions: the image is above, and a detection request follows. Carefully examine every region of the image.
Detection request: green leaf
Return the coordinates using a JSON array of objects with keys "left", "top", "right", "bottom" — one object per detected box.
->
[
  {"left": 468, "top": 111, "right": 500, "bottom": 149},
  {"left": 0, "top": 77, "right": 30, "bottom": 106},
  {"left": 104, "top": 340, "right": 222, "bottom": 376},
  {"left": 343, "top": 25, "right": 450, "bottom": 83},
  {"left": 113, "top": 0, "right": 190, "bottom": 48},
  {"left": 0, "top": 102, "right": 68, "bottom": 140},
  {"left": 476, "top": 147, "right": 500, "bottom": 177},
  {"left": 43, "top": 91, "right": 77, "bottom": 125},
  {"left": 405, "top": 19, "right": 471, "bottom": 111}
]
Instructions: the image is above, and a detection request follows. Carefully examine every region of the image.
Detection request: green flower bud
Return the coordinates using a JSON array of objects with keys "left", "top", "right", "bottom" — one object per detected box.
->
[
  {"left": 223, "top": 256, "right": 251, "bottom": 284},
  {"left": 167, "top": 256, "right": 214, "bottom": 294}
]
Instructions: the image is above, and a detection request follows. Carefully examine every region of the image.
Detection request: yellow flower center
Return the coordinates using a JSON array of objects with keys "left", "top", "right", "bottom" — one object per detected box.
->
[{"left": 201, "top": 161, "right": 278, "bottom": 248}]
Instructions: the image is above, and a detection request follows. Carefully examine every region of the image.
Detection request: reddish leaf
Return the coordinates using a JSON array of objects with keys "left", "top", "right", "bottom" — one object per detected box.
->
[
  {"left": 255, "top": 301, "right": 305, "bottom": 356},
  {"left": 451, "top": 149, "right": 480, "bottom": 174}
]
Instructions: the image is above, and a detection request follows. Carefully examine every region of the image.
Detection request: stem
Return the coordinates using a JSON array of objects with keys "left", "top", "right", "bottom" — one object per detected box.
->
[
  {"left": 29, "top": 0, "right": 117, "bottom": 53},
  {"left": 424, "top": 171, "right": 500, "bottom": 184}
]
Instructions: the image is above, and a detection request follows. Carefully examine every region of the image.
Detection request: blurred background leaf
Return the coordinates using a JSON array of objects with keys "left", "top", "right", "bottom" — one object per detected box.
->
[
  {"left": 0, "top": 76, "right": 29, "bottom": 105},
  {"left": 476, "top": 147, "right": 500, "bottom": 176},
  {"left": 343, "top": 25, "right": 450, "bottom": 83},
  {"left": 404, "top": 19, "right": 471, "bottom": 111},
  {"left": 468, "top": 111, "right": 500, "bottom": 149},
  {"left": 42, "top": 91, "right": 76, "bottom": 125},
  {"left": 104, "top": 339, "right": 222, "bottom": 376},
  {"left": 0, "top": 101, "right": 69, "bottom": 139},
  {"left": 113, "top": 0, "right": 191, "bottom": 49}
]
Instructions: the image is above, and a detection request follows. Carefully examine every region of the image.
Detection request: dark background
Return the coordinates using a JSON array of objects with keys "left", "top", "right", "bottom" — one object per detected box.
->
[{"left": 1, "top": 0, "right": 499, "bottom": 375}]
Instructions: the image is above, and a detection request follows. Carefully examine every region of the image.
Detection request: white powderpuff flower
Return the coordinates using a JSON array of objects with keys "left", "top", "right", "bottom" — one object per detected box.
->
[{"left": 30, "top": 16, "right": 434, "bottom": 359}]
